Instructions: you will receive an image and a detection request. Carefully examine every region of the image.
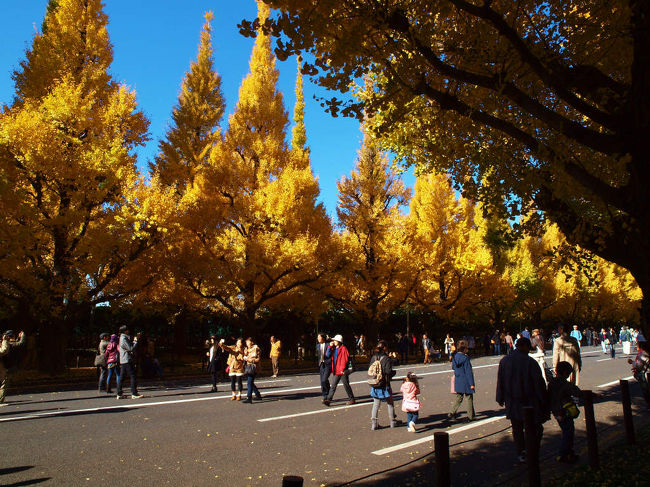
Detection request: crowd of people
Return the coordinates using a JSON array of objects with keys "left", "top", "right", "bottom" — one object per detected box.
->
[{"left": 1, "top": 321, "right": 649, "bottom": 462}]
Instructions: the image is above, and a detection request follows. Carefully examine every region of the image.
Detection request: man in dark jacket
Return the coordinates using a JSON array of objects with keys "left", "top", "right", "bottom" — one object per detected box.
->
[
  {"left": 316, "top": 333, "right": 331, "bottom": 401},
  {"left": 496, "top": 337, "right": 550, "bottom": 463},
  {"left": 323, "top": 335, "right": 355, "bottom": 406}
]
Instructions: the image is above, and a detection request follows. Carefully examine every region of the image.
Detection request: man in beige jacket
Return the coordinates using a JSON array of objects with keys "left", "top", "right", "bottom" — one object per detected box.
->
[{"left": 552, "top": 326, "right": 582, "bottom": 385}]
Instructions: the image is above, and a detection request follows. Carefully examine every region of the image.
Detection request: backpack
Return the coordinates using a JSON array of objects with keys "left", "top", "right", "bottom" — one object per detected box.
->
[{"left": 367, "top": 356, "right": 384, "bottom": 387}]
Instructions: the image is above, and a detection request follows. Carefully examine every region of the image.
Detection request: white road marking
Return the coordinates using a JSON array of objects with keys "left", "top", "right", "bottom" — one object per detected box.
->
[
  {"left": 258, "top": 401, "right": 373, "bottom": 422},
  {"left": 198, "top": 378, "right": 291, "bottom": 388},
  {"left": 371, "top": 415, "right": 507, "bottom": 456},
  {"left": 597, "top": 376, "right": 634, "bottom": 388},
  {"left": 256, "top": 364, "right": 500, "bottom": 423},
  {"left": 596, "top": 358, "right": 612, "bottom": 362}
]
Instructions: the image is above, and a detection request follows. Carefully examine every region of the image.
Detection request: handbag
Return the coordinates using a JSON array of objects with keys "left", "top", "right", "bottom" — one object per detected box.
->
[
  {"left": 402, "top": 397, "right": 421, "bottom": 412},
  {"left": 244, "top": 363, "right": 257, "bottom": 377},
  {"left": 345, "top": 356, "right": 355, "bottom": 375},
  {"left": 562, "top": 400, "right": 580, "bottom": 419},
  {"left": 94, "top": 353, "right": 106, "bottom": 367}
]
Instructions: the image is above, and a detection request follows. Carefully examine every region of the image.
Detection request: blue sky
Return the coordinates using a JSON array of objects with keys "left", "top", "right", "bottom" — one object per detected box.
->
[{"left": 0, "top": 0, "right": 414, "bottom": 218}]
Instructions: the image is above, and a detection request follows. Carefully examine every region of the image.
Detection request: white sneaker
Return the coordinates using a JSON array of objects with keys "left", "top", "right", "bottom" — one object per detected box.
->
[
  {"left": 116, "top": 395, "right": 125, "bottom": 400},
  {"left": 407, "top": 422, "right": 416, "bottom": 432},
  {"left": 131, "top": 394, "right": 143, "bottom": 399}
]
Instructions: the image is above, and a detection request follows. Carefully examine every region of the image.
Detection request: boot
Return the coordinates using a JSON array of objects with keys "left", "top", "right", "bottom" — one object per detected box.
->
[{"left": 371, "top": 419, "right": 378, "bottom": 431}]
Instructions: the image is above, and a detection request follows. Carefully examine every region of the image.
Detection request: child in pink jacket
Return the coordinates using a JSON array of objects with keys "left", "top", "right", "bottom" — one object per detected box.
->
[{"left": 400, "top": 372, "right": 421, "bottom": 432}]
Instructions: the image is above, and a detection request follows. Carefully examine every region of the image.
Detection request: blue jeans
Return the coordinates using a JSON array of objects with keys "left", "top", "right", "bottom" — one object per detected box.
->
[
  {"left": 106, "top": 364, "right": 120, "bottom": 390},
  {"left": 557, "top": 415, "right": 575, "bottom": 457},
  {"left": 610, "top": 344, "right": 616, "bottom": 359},
  {"left": 247, "top": 375, "right": 260, "bottom": 400},
  {"left": 407, "top": 412, "right": 419, "bottom": 424},
  {"left": 493, "top": 343, "right": 501, "bottom": 355}
]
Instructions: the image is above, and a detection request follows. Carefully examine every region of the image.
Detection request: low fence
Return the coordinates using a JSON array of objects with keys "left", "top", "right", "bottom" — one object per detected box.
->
[{"left": 282, "top": 378, "right": 641, "bottom": 487}]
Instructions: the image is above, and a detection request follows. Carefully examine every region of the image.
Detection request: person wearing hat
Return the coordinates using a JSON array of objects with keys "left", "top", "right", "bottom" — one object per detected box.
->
[
  {"left": 323, "top": 334, "right": 355, "bottom": 406},
  {"left": 96, "top": 333, "right": 110, "bottom": 395},
  {"left": 0, "top": 330, "right": 25, "bottom": 406}
]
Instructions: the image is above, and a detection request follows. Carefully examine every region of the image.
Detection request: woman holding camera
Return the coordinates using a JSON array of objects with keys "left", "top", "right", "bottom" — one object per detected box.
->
[{"left": 220, "top": 338, "right": 245, "bottom": 401}]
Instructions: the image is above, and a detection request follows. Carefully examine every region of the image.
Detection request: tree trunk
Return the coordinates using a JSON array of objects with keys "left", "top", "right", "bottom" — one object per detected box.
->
[{"left": 37, "top": 315, "right": 68, "bottom": 374}]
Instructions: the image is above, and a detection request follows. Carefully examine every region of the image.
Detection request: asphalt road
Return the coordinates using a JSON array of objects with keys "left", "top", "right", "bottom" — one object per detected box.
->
[{"left": 1, "top": 345, "right": 647, "bottom": 487}]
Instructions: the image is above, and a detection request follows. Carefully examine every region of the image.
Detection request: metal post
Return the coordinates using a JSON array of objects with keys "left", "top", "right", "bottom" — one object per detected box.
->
[
  {"left": 434, "top": 431, "right": 451, "bottom": 487},
  {"left": 523, "top": 406, "right": 541, "bottom": 487},
  {"left": 583, "top": 390, "right": 599, "bottom": 469},
  {"left": 620, "top": 379, "right": 636, "bottom": 444},
  {"left": 281, "top": 475, "right": 303, "bottom": 487}
]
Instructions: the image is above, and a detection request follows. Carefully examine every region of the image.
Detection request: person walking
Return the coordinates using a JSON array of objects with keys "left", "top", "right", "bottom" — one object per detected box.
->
[
  {"left": 243, "top": 337, "right": 262, "bottom": 403},
  {"left": 206, "top": 336, "right": 225, "bottom": 392},
  {"left": 368, "top": 341, "right": 396, "bottom": 430},
  {"left": 116, "top": 325, "right": 142, "bottom": 399},
  {"left": 398, "top": 333, "right": 409, "bottom": 364},
  {"left": 96, "top": 333, "right": 109, "bottom": 395},
  {"left": 570, "top": 325, "right": 583, "bottom": 347},
  {"left": 496, "top": 337, "right": 550, "bottom": 463},
  {"left": 492, "top": 330, "right": 501, "bottom": 355},
  {"left": 620, "top": 326, "right": 632, "bottom": 356},
  {"left": 0, "top": 330, "right": 25, "bottom": 406},
  {"left": 323, "top": 335, "right": 355, "bottom": 406},
  {"left": 505, "top": 332, "right": 514, "bottom": 354},
  {"left": 529, "top": 329, "right": 548, "bottom": 384},
  {"left": 448, "top": 341, "right": 476, "bottom": 422},
  {"left": 548, "top": 361, "right": 583, "bottom": 463},
  {"left": 220, "top": 338, "right": 245, "bottom": 401},
  {"left": 400, "top": 372, "right": 421, "bottom": 432},
  {"left": 607, "top": 327, "right": 617, "bottom": 359},
  {"left": 105, "top": 333, "right": 120, "bottom": 393},
  {"left": 422, "top": 334, "right": 432, "bottom": 364},
  {"left": 552, "top": 326, "right": 582, "bottom": 385},
  {"left": 269, "top": 336, "right": 281, "bottom": 378},
  {"left": 444, "top": 334, "right": 454, "bottom": 357},
  {"left": 316, "top": 333, "right": 331, "bottom": 401}
]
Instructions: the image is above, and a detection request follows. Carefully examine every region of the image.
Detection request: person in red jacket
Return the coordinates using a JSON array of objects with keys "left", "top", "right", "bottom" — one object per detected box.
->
[{"left": 323, "top": 335, "right": 355, "bottom": 406}]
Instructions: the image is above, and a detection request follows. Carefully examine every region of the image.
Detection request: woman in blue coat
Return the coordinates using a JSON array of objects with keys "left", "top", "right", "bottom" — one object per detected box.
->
[{"left": 448, "top": 341, "right": 475, "bottom": 421}]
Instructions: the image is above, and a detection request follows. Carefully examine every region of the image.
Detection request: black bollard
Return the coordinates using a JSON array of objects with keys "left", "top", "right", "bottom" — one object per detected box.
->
[
  {"left": 434, "top": 431, "right": 451, "bottom": 487},
  {"left": 620, "top": 379, "right": 636, "bottom": 444},
  {"left": 523, "top": 406, "right": 541, "bottom": 487},
  {"left": 583, "top": 390, "right": 599, "bottom": 469},
  {"left": 281, "top": 475, "right": 303, "bottom": 487}
]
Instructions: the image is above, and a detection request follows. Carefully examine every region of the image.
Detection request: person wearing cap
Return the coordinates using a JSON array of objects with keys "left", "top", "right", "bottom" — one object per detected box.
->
[
  {"left": 0, "top": 330, "right": 25, "bottom": 406},
  {"left": 496, "top": 337, "right": 550, "bottom": 464},
  {"left": 116, "top": 325, "right": 142, "bottom": 399},
  {"left": 316, "top": 333, "right": 331, "bottom": 401},
  {"left": 323, "top": 334, "right": 355, "bottom": 406},
  {"left": 96, "top": 333, "right": 110, "bottom": 395}
]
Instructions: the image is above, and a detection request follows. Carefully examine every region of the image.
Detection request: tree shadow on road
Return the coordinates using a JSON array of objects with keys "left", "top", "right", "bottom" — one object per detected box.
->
[{"left": 0, "top": 467, "right": 34, "bottom": 476}]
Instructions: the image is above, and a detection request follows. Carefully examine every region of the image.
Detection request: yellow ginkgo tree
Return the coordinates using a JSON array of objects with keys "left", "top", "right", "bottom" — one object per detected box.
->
[{"left": 0, "top": 0, "right": 157, "bottom": 371}]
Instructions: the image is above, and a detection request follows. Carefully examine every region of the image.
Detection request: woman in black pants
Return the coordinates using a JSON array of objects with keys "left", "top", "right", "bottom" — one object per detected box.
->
[{"left": 206, "top": 336, "right": 225, "bottom": 392}]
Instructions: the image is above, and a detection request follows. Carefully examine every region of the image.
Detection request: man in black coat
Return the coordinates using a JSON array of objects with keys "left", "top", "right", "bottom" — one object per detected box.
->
[{"left": 496, "top": 337, "right": 550, "bottom": 463}]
